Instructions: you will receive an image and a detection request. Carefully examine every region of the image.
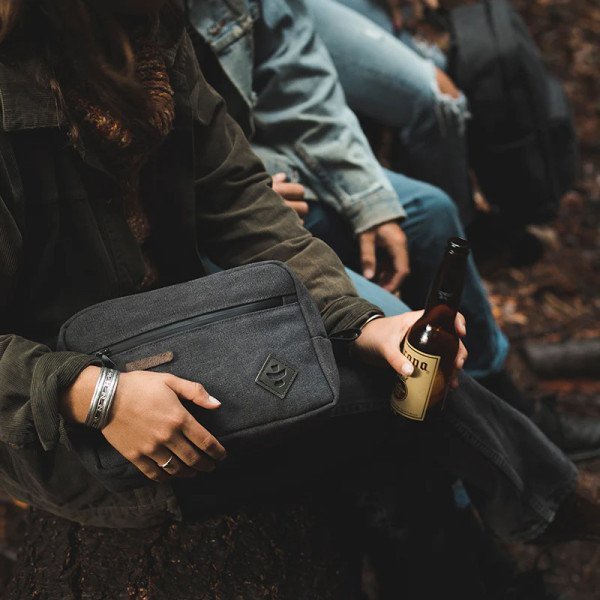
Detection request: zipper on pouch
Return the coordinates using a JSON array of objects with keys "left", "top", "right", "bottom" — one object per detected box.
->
[{"left": 95, "top": 294, "right": 297, "bottom": 366}]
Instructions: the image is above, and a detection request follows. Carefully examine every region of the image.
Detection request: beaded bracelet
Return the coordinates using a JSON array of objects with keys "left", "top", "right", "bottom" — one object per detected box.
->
[{"left": 85, "top": 367, "right": 120, "bottom": 430}]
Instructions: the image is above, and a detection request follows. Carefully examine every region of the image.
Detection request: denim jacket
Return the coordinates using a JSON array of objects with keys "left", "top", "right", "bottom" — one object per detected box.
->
[{"left": 188, "top": 0, "right": 406, "bottom": 234}]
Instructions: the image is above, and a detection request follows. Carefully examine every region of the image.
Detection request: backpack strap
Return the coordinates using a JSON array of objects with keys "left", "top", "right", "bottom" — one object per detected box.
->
[{"left": 448, "top": 2, "right": 492, "bottom": 90}]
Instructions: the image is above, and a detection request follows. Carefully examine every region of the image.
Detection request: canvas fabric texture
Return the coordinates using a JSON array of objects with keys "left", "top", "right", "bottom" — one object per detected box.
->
[{"left": 57, "top": 261, "right": 340, "bottom": 491}]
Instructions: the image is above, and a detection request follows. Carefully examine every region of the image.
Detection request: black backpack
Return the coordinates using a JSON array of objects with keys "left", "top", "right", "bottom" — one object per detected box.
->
[{"left": 447, "top": 0, "right": 577, "bottom": 224}]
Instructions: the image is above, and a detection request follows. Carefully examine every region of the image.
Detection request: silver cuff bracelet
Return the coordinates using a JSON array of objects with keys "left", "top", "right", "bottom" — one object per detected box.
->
[{"left": 85, "top": 367, "right": 120, "bottom": 430}]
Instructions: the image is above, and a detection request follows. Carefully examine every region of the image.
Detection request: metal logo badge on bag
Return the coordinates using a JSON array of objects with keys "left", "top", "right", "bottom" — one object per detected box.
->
[{"left": 255, "top": 354, "right": 298, "bottom": 399}]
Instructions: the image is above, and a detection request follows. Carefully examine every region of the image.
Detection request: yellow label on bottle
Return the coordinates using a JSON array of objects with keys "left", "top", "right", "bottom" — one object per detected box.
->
[{"left": 390, "top": 339, "right": 441, "bottom": 421}]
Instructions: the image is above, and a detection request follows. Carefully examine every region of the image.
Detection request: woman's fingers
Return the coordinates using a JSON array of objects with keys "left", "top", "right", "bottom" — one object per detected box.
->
[
  {"left": 450, "top": 341, "right": 468, "bottom": 389},
  {"left": 271, "top": 173, "right": 306, "bottom": 200},
  {"left": 182, "top": 415, "right": 227, "bottom": 463},
  {"left": 137, "top": 451, "right": 196, "bottom": 481},
  {"left": 162, "top": 376, "right": 227, "bottom": 462},
  {"left": 134, "top": 456, "right": 171, "bottom": 483},
  {"left": 136, "top": 416, "right": 222, "bottom": 480},
  {"left": 165, "top": 375, "right": 221, "bottom": 410},
  {"left": 155, "top": 452, "right": 197, "bottom": 478},
  {"left": 284, "top": 199, "right": 310, "bottom": 216},
  {"left": 449, "top": 362, "right": 463, "bottom": 389},
  {"left": 455, "top": 312, "right": 467, "bottom": 337},
  {"left": 167, "top": 433, "right": 217, "bottom": 474},
  {"left": 385, "top": 347, "right": 415, "bottom": 378},
  {"left": 276, "top": 183, "right": 306, "bottom": 200},
  {"left": 359, "top": 231, "right": 378, "bottom": 281},
  {"left": 100, "top": 371, "right": 228, "bottom": 483},
  {"left": 455, "top": 340, "right": 468, "bottom": 370},
  {"left": 154, "top": 376, "right": 226, "bottom": 462}
]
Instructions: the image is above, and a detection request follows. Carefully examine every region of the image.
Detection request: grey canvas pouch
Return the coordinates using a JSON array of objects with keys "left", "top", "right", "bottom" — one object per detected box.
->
[{"left": 57, "top": 261, "right": 341, "bottom": 491}]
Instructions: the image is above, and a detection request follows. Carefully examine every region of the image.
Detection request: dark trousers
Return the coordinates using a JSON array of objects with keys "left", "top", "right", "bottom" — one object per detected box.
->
[{"left": 175, "top": 353, "right": 576, "bottom": 543}]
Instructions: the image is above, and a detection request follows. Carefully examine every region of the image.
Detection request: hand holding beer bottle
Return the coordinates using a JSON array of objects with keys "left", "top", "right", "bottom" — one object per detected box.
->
[
  {"left": 392, "top": 237, "right": 470, "bottom": 420},
  {"left": 352, "top": 237, "right": 469, "bottom": 419}
]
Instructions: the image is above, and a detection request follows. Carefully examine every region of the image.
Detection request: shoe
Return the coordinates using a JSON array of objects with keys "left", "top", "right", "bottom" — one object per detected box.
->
[
  {"left": 532, "top": 396, "right": 600, "bottom": 463},
  {"left": 479, "top": 372, "right": 600, "bottom": 462},
  {"left": 533, "top": 471, "right": 600, "bottom": 545}
]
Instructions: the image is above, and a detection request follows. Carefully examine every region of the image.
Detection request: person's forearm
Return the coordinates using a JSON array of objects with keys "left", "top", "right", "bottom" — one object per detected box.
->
[{"left": 0, "top": 334, "right": 98, "bottom": 450}]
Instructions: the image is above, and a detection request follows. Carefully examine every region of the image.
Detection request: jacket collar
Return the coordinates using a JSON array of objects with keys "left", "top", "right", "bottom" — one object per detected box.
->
[{"left": 0, "top": 36, "right": 181, "bottom": 133}]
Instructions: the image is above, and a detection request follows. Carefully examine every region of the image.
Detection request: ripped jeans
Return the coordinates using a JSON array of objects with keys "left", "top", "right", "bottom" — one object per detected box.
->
[
  {"left": 305, "top": 0, "right": 473, "bottom": 223},
  {"left": 335, "top": 0, "right": 449, "bottom": 70}
]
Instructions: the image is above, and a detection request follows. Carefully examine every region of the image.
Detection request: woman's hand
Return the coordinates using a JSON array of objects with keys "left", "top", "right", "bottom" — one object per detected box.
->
[
  {"left": 358, "top": 221, "right": 410, "bottom": 292},
  {"left": 352, "top": 311, "right": 468, "bottom": 389},
  {"left": 272, "top": 172, "right": 310, "bottom": 220},
  {"left": 62, "top": 368, "right": 227, "bottom": 482}
]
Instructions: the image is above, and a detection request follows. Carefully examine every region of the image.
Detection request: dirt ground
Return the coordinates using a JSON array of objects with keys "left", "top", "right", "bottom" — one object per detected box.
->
[
  {"left": 489, "top": 182, "right": 600, "bottom": 599},
  {"left": 481, "top": 2, "right": 600, "bottom": 598},
  {"left": 0, "top": 0, "right": 599, "bottom": 598}
]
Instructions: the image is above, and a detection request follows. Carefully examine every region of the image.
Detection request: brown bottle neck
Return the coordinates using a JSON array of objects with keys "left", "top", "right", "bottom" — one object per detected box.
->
[{"left": 423, "top": 251, "right": 468, "bottom": 328}]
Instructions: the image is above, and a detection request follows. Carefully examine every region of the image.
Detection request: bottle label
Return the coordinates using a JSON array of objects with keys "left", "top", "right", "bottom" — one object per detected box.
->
[{"left": 390, "top": 339, "right": 441, "bottom": 421}]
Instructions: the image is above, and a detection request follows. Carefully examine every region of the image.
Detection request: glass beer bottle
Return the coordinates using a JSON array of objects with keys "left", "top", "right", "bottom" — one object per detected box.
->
[{"left": 391, "top": 237, "right": 470, "bottom": 421}]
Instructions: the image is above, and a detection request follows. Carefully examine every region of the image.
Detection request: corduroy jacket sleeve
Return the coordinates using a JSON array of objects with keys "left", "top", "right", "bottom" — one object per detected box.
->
[
  {"left": 0, "top": 139, "right": 97, "bottom": 453},
  {"left": 180, "top": 35, "right": 383, "bottom": 334}
]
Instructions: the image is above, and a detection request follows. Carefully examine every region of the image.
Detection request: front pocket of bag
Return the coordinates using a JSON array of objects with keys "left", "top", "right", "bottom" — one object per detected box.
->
[{"left": 109, "top": 303, "right": 336, "bottom": 439}]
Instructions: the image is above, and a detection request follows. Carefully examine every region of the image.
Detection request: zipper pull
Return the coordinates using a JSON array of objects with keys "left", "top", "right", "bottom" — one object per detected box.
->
[
  {"left": 96, "top": 349, "right": 116, "bottom": 369},
  {"left": 328, "top": 328, "right": 361, "bottom": 343}
]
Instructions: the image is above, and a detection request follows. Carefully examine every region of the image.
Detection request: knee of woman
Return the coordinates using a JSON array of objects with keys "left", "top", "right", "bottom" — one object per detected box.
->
[
  {"left": 425, "top": 189, "right": 463, "bottom": 234},
  {"left": 427, "top": 188, "right": 458, "bottom": 217}
]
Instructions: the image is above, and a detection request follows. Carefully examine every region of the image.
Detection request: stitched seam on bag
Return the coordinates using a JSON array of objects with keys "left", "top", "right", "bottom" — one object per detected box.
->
[
  {"left": 271, "top": 265, "right": 335, "bottom": 399},
  {"left": 275, "top": 261, "right": 326, "bottom": 339},
  {"left": 310, "top": 335, "right": 338, "bottom": 400},
  {"left": 256, "top": 263, "right": 335, "bottom": 404}
]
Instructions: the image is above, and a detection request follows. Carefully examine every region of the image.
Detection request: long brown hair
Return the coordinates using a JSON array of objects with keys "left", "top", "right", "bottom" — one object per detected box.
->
[{"left": 0, "top": 0, "right": 183, "bottom": 129}]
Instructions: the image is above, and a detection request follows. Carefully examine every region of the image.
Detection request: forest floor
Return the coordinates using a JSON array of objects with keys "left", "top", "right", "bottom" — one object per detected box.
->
[
  {"left": 488, "top": 166, "right": 600, "bottom": 599},
  {"left": 1, "top": 0, "right": 599, "bottom": 598},
  {"left": 484, "top": 2, "right": 600, "bottom": 598}
]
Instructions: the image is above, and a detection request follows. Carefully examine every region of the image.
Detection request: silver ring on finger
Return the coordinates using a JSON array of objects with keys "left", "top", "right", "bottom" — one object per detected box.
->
[{"left": 159, "top": 455, "right": 174, "bottom": 470}]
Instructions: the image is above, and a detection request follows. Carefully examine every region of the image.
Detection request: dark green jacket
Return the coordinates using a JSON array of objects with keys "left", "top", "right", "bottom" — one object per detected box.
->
[{"left": 0, "top": 32, "right": 380, "bottom": 527}]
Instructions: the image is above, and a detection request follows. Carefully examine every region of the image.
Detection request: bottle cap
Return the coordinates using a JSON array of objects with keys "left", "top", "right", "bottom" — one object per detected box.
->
[{"left": 446, "top": 237, "right": 470, "bottom": 257}]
